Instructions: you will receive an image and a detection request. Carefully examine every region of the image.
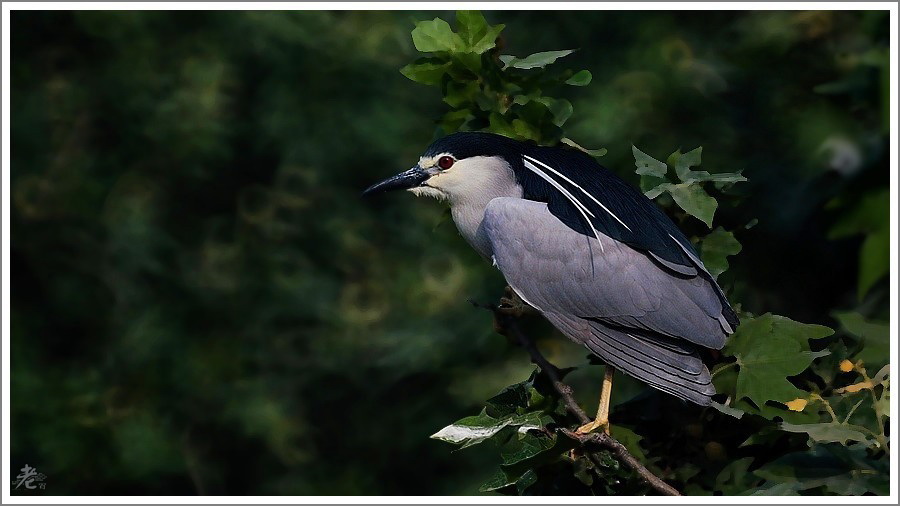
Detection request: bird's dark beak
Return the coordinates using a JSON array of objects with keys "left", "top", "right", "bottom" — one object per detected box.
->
[{"left": 362, "top": 166, "right": 430, "bottom": 196}]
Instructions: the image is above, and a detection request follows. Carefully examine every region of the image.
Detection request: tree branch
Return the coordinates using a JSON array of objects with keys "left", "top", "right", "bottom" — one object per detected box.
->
[
  {"left": 561, "top": 429, "right": 680, "bottom": 496},
  {"left": 487, "top": 305, "right": 681, "bottom": 496}
]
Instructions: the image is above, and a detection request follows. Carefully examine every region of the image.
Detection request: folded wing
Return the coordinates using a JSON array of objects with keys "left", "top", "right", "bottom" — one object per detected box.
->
[{"left": 482, "top": 197, "right": 734, "bottom": 405}]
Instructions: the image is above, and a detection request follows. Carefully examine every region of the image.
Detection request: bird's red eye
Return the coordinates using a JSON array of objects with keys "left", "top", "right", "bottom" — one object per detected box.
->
[{"left": 438, "top": 156, "right": 455, "bottom": 170}]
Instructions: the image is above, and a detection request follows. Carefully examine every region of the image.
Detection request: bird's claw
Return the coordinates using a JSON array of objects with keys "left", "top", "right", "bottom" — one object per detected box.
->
[{"left": 497, "top": 286, "right": 532, "bottom": 317}]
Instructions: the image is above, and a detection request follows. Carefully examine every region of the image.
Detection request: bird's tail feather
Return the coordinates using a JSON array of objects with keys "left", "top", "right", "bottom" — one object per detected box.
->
[{"left": 545, "top": 313, "right": 716, "bottom": 406}]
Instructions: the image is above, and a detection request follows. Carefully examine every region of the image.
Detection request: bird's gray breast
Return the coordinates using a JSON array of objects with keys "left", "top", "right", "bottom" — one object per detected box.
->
[
  {"left": 446, "top": 164, "right": 523, "bottom": 259},
  {"left": 452, "top": 203, "right": 499, "bottom": 259}
]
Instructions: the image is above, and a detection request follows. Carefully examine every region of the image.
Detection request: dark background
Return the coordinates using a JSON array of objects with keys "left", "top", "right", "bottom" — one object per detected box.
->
[{"left": 10, "top": 10, "right": 889, "bottom": 495}]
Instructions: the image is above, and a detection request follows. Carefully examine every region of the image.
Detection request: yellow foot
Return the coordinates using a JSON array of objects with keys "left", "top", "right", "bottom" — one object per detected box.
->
[{"left": 576, "top": 418, "right": 609, "bottom": 435}]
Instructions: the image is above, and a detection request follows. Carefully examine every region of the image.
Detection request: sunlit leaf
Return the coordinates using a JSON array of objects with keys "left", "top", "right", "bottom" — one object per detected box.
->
[
  {"left": 455, "top": 10, "right": 489, "bottom": 47},
  {"left": 668, "top": 183, "right": 718, "bottom": 227},
  {"left": 412, "top": 18, "right": 465, "bottom": 53},
  {"left": 632, "top": 146, "right": 668, "bottom": 177},
  {"left": 430, "top": 409, "right": 544, "bottom": 448},
  {"left": 668, "top": 147, "right": 703, "bottom": 181},
  {"left": 400, "top": 59, "right": 451, "bottom": 85}
]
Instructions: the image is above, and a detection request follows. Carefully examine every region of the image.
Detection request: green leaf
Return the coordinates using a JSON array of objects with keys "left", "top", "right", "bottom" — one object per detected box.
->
[
  {"left": 486, "top": 371, "right": 535, "bottom": 416},
  {"left": 643, "top": 183, "right": 670, "bottom": 200},
  {"left": 438, "top": 109, "right": 471, "bottom": 133},
  {"left": 536, "top": 98, "right": 573, "bottom": 127},
  {"left": 723, "top": 314, "right": 833, "bottom": 407},
  {"left": 668, "top": 183, "right": 718, "bottom": 228},
  {"left": 827, "top": 189, "right": 889, "bottom": 299},
  {"left": 399, "top": 59, "right": 451, "bottom": 85},
  {"left": 479, "top": 467, "right": 536, "bottom": 493},
  {"left": 636, "top": 146, "right": 744, "bottom": 217},
  {"left": 455, "top": 10, "right": 488, "bottom": 46},
  {"left": 561, "top": 138, "right": 607, "bottom": 157},
  {"left": 500, "top": 49, "right": 574, "bottom": 69},
  {"left": 833, "top": 311, "right": 889, "bottom": 370},
  {"left": 488, "top": 112, "right": 518, "bottom": 139},
  {"left": 734, "top": 397, "right": 822, "bottom": 424},
  {"left": 715, "top": 457, "right": 757, "bottom": 495},
  {"left": 639, "top": 175, "right": 667, "bottom": 195},
  {"left": 500, "top": 430, "right": 556, "bottom": 465},
  {"left": 498, "top": 54, "right": 516, "bottom": 67},
  {"left": 572, "top": 456, "right": 595, "bottom": 486},
  {"left": 752, "top": 444, "right": 887, "bottom": 496},
  {"left": 443, "top": 80, "right": 479, "bottom": 108},
  {"left": 668, "top": 147, "right": 703, "bottom": 181},
  {"left": 430, "top": 409, "right": 509, "bottom": 448},
  {"left": 412, "top": 18, "right": 465, "bottom": 53},
  {"left": 512, "top": 119, "right": 540, "bottom": 141},
  {"left": 745, "top": 483, "right": 803, "bottom": 495},
  {"left": 779, "top": 422, "right": 872, "bottom": 446},
  {"left": 514, "top": 468, "right": 538, "bottom": 494},
  {"left": 767, "top": 314, "right": 835, "bottom": 348},
  {"left": 696, "top": 172, "right": 748, "bottom": 184},
  {"left": 828, "top": 188, "right": 889, "bottom": 238},
  {"left": 430, "top": 409, "right": 545, "bottom": 449},
  {"left": 668, "top": 146, "right": 747, "bottom": 186},
  {"left": 700, "top": 227, "right": 742, "bottom": 279},
  {"left": 858, "top": 227, "right": 889, "bottom": 298},
  {"left": 710, "top": 400, "right": 745, "bottom": 419},
  {"left": 608, "top": 425, "right": 646, "bottom": 461},
  {"left": 453, "top": 11, "right": 505, "bottom": 54},
  {"left": 565, "top": 70, "right": 592, "bottom": 86},
  {"left": 632, "top": 145, "right": 668, "bottom": 177},
  {"left": 471, "top": 25, "right": 505, "bottom": 55},
  {"left": 452, "top": 51, "right": 483, "bottom": 73}
]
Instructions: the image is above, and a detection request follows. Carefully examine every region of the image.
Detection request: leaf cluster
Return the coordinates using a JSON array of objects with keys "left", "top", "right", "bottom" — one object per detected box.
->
[
  {"left": 633, "top": 146, "right": 746, "bottom": 228},
  {"left": 432, "top": 369, "right": 646, "bottom": 495},
  {"left": 401, "top": 11, "right": 602, "bottom": 152}
]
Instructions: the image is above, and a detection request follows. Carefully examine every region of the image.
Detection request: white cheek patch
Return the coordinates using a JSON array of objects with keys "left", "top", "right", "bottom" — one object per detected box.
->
[{"left": 409, "top": 186, "right": 449, "bottom": 201}]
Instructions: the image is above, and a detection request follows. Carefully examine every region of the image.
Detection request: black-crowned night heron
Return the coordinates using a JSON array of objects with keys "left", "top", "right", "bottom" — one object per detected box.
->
[{"left": 364, "top": 132, "right": 738, "bottom": 434}]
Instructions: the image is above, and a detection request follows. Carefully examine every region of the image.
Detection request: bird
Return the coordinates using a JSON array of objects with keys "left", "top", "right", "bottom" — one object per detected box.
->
[{"left": 363, "top": 131, "right": 738, "bottom": 434}]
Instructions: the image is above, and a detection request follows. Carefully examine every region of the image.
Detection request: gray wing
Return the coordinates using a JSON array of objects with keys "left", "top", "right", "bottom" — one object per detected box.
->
[{"left": 481, "top": 197, "right": 733, "bottom": 405}]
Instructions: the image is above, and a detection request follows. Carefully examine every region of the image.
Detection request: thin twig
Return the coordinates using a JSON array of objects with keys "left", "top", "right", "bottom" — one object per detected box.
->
[{"left": 484, "top": 304, "right": 681, "bottom": 496}]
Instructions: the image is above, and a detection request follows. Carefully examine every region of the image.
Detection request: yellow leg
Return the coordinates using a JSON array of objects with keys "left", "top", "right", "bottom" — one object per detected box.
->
[{"left": 577, "top": 366, "right": 615, "bottom": 434}]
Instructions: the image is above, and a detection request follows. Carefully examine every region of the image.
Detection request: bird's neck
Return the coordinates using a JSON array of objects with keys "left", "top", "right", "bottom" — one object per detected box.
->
[{"left": 450, "top": 183, "right": 523, "bottom": 259}]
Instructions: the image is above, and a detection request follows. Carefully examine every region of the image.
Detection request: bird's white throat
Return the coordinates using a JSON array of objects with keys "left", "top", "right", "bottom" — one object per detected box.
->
[{"left": 408, "top": 155, "right": 523, "bottom": 258}]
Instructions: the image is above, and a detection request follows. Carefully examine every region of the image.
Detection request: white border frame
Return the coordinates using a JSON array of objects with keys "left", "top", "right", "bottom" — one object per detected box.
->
[{"left": 2, "top": 2, "right": 897, "bottom": 503}]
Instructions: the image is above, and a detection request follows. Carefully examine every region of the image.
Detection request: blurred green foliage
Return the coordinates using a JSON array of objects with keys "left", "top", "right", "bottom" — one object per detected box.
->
[{"left": 10, "top": 9, "right": 889, "bottom": 495}]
